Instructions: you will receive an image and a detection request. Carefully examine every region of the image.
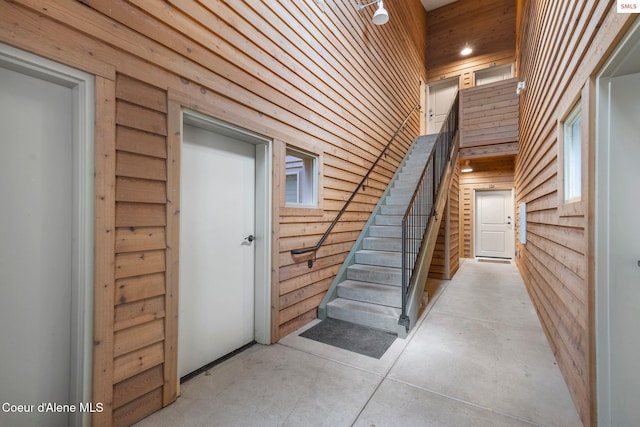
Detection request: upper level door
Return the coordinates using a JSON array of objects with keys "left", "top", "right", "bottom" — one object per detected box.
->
[
  {"left": 475, "top": 190, "right": 514, "bottom": 259},
  {"left": 428, "top": 77, "right": 459, "bottom": 134}
]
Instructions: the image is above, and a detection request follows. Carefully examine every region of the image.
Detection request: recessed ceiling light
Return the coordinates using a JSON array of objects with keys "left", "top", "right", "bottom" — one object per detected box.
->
[{"left": 461, "top": 47, "right": 472, "bottom": 56}]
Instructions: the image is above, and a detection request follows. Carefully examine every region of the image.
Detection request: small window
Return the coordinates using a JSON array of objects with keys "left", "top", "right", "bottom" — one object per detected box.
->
[
  {"left": 474, "top": 63, "right": 513, "bottom": 86},
  {"left": 563, "top": 105, "right": 582, "bottom": 203},
  {"left": 285, "top": 147, "right": 318, "bottom": 207}
]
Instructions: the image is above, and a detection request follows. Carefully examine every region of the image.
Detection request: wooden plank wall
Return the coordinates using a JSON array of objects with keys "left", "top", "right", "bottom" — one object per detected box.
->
[
  {"left": 426, "top": 0, "right": 516, "bottom": 87},
  {"left": 429, "top": 204, "right": 448, "bottom": 279},
  {"left": 515, "top": 1, "right": 634, "bottom": 424},
  {"left": 458, "top": 156, "right": 514, "bottom": 258},
  {"left": 448, "top": 162, "right": 460, "bottom": 276},
  {"left": 459, "top": 78, "right": 519, "bottom": 151},
  {"left": 112, "top": 74, "right": 168, "bottom": 426},
  {"left": 428, "top": 161, "right": 460, "bottom": 280},
  {"left": 0, "top": 0, "right": 428, "bottom": 424}
]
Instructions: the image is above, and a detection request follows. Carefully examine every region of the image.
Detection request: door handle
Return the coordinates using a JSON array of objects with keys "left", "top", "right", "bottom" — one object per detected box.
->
[{"left": 244, "top": 235, "right": 255, "bottom": 243}]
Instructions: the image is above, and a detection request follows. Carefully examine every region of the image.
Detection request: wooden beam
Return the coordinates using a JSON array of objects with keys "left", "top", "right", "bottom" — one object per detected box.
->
[{"left": 92, "top": 75, "right": 116, "bottom": 427}]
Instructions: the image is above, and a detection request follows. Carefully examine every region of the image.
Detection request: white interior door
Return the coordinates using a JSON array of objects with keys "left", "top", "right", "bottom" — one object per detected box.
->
[
  {"left": 428, "top": 77, "right": 458, "bottom": 134},
  {"left": 0, "top": 58, "right": 86, "bottom": 427},
  {"left": 475, "top": 190, "right": 514, "bottom": 259},
  {"left": 179, "top": 122, "right": 256, "bottom": 378},
  {"left": 602, "top": 71, "right": 640, "bottom": 425}
]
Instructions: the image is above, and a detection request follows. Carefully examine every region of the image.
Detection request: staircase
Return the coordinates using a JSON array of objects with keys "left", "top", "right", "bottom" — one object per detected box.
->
[
  {"left": 318, "top": 135, "right": 438, "bottom": 334},
  {"left": 308, "top": 92, "right": 459, "bottom": 338}
]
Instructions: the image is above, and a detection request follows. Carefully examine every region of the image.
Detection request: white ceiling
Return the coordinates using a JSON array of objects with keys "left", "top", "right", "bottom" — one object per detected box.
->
[{"left": 420, "top": 0, "right": 457, "bottom": 11}]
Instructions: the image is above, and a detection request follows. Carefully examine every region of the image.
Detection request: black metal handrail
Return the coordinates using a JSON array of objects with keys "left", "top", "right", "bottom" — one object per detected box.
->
[
  {"left": 291, "top": 103, "right": 422, "bottom": 268},
  {"left": 399, "top": 92, "right": 459, "bottom": 329}
]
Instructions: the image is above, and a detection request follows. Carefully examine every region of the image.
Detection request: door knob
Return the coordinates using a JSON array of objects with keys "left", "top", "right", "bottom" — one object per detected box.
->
[{"left": 244, "top": 235, "right": 255, "bottom": 243}]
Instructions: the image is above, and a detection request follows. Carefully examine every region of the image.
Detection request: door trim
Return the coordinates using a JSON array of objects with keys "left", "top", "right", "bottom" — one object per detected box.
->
[
  {"left": 595, "top": 18, "right": 640, "bottom": 426},
  {"left": 165, "top": 94, "right": 272, "bottom": 401},
  {"left": 473, "top": 188, "right": 515, "bottom": 259},
  {"left": 0, "top": 43, "right": 95, "bottom": 427}
]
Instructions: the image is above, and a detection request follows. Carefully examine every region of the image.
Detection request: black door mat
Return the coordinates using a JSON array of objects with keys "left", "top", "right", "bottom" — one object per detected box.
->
[{"left": 299, "top": 318, "right": 397, "bottom": 359}]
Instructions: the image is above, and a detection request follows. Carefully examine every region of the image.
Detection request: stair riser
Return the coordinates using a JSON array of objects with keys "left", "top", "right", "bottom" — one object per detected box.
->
[
  {"left": 355, "top": 251, "right": 402, "bottom": 268},
  {"left": 347, "top": 266, "right": 401, "bottom": 286},
  {"left": 363, "top": 237, "right": 402, "bottom": 251},
  {"left": 326, "top": 304, "right": 398, "bottom": 334},
  {"left": 337, "top": 284, "right": 401, "bottom": 308},
  {"left": 375, "top": 215, "right": 402, "bottom": 226},
  {"left": 381, "top": 205, "right": 406, "bottom": 215},
  {"left": 393, "top": 182, "right": 418, "bottom": 190},
  {"left": 386, "top": 196, "right": 411, "bottom": 206},
  {"left": 403, "top": 161, "right": 427, "bottom": 170},
  {"left": 368, "top": 226, "right": 402, "bottom": 238},
  {"left": 389, "top": 187, "right": 415, "bottom": 197}
]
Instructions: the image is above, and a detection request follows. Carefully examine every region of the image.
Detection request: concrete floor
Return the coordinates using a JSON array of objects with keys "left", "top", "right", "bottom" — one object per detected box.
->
[{"left": 135, "top": 259, "right": 582, "bottom": 427}]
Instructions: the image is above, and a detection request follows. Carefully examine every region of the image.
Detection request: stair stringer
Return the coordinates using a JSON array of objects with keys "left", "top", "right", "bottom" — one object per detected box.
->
[
  {"left": 317, "top": 136, "right": 431, "bottom": 320},
  {"left": 398, "top": 134, "right": 459, "bottom": 338}
]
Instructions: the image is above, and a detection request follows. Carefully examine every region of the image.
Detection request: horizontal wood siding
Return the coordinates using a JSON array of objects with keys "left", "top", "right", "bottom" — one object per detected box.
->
[
  {"left": 0, "top": 0, "right": 428, "bottom": 423},
  {"left": 459, "top": 78, "right": 519, "bottom": 151},
  {"left": 515, "top": 1, "right": 634, "bottom": 424},
  {"left": 113, "top": 74, "right": 167, "bottom": 426},
  {"left": 428, "top": 161, "right": 460, "bottom": 280},
  {"left": 459, "top": 157, "right": 514, "bottom": 258},
  {"left": 449, "top": 162, "right": 461, "bottom": 276},
  {"left": 428, "top": 208, "right": 448, "bottom": 279},
  {"left": 426, "top": 0, "right": 516, "bottom": 88}
]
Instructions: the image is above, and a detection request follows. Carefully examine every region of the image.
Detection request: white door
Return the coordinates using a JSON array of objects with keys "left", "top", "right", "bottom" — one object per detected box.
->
[
  {"left": 0, "top": 55, "right": 92, "bottom": 427},
  {"left": 602, "top": 71, "right": 640, "bottom": 425},
  {"left": 428, "top": 77, "right": 459, "bottom": 134},
  {"left": 178, "top": 122, "right": 256, "bottom": 378},
  {"left": 475, "top": 190, "right": 514, "bottom": 259}
]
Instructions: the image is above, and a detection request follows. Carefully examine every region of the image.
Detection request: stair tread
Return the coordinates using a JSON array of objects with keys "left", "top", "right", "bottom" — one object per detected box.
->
[
  {"left": 364, "top": 236, "right": 402, "bottom": 242},
  {"left": 348, "top": 263, "right": 400, "bottom": 274},
  {"left": 356, "top": 249, "right": 402, "bottom": 257}
]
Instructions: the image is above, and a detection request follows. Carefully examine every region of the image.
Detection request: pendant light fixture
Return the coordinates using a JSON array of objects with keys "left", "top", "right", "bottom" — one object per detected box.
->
[
  {"left": 461, "top": 160, "right": 473, "bottom": 173},
  {"left": 358, "top": 0, "right": 389, "bottom": 26}
]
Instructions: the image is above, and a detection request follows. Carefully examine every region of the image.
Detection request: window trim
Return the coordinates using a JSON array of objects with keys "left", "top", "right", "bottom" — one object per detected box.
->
[
  {"left": 557, "top": 86, "right": 589, "bottom": 217},
  {"left": 563, "top": 104, "right": 582, "bottom": 204},
  {"left": 277, "top": 140, "right": 323, "bottom": 216},
  {"left": 284, "top": 146, "right": 318, "bottom": 208}
]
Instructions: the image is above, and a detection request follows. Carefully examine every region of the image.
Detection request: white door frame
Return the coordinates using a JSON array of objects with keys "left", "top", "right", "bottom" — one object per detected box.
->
[
  {"left": 595, "top": 18, "right": 640, "bottom": 426},
  {"left": 180, "top": 109, "right": 272, "bottom": 346},
  {"left": 0, "top": 43, "right": 94, "bottom": 426},
  {"left": 473, "top": 188, "right": 515, "bottom": 259}
]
